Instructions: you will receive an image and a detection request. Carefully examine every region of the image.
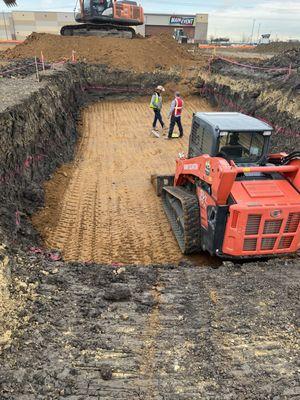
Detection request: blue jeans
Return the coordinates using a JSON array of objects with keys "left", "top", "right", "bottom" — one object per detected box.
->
[
  {"left": 152, "top": 109, "right": 164, "bottom": 128},
  {"left": 168, "top": 115, "right": 183, "bottom": 138}
]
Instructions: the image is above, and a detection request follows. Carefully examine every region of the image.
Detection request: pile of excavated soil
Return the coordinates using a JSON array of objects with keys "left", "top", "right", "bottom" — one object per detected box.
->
[
  {"left": 264, "top": 49, "right": 300, "bottom": 69},
  {"left": 2, "top": 32, "right": 197, "bottom": 72},
  {"left": 254, "top": 41, "right": 300, "bottom": 54}
]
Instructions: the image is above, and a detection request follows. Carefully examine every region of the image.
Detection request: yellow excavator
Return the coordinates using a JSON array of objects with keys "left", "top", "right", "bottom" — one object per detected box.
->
[{"left": 3, "top": 0, "right": 144, "bottom": 38}]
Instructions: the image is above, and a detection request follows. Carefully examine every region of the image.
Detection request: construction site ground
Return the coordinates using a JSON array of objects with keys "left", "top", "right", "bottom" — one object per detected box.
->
[
  {"left": 1, "top": 251, "right": 299, "bottom": 399},
  {"left": 0, "top": 34, "right": 299, "bottom": 399},
  {"left": 32, "top": 96, "right": 214, "bottom": 266}
]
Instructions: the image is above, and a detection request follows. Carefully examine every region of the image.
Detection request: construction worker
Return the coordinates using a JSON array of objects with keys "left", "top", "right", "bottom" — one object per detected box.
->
[
  {"left": 150, "top": 85, "right": 165, "bottom": 137},
  {"left": 166, "top": 91, "right": 184, "bottom": 140}
]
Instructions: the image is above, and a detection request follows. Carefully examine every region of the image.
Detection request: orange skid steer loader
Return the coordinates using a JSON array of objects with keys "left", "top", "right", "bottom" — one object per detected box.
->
[{"left": 153, "top": 112, "right": 300, "bottom": 259}]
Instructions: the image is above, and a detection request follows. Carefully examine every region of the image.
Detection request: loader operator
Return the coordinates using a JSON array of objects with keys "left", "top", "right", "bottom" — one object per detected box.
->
[
  {"left": 166, "top": 91, "right": 184, "bottom": 140},
  {"left": 220, "top": 133, "right": 248, "bottom": 159},
  {"left": 150, "top": 86, "right": 165, "bottom": 134}
]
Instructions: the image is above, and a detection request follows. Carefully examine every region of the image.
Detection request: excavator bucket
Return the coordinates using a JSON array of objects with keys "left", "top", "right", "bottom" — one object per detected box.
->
[
  {"left": 3, "top": 0, "right": 17, "bottom": 6},
  {"left": 151, "top": 174, "right": 174, "bottom": 196}
]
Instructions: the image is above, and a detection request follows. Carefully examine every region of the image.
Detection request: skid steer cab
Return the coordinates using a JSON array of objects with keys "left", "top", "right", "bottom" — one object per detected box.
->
[{"left": 153, "top": 112, "right": 300, "bottom": 259}]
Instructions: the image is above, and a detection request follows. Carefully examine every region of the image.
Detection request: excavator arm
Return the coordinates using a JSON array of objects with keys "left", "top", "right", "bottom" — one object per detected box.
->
[{"left": 3, "top": 0, "right": 17, "bottom": 6}]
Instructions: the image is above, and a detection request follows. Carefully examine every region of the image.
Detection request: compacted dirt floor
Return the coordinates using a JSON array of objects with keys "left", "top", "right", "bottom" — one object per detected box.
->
[{"left": 33, "top": 96, "right": 213, "bottom": 265}]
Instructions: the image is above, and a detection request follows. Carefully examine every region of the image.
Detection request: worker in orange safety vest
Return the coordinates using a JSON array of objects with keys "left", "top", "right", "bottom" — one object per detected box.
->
[{"left": 166, "top": 91, "right": 184, "bottom": 140}]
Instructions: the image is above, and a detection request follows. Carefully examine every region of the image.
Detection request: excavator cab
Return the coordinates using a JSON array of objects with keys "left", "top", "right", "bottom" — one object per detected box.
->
[
  {"left": 188, "top": 112, "right": 272, "bottom": 165},
  {"left": 76, "top": 0, "right": 144, "bottom": 25},
  {"left": 78, "top": 0, "right": 113, "bottom": 20}
]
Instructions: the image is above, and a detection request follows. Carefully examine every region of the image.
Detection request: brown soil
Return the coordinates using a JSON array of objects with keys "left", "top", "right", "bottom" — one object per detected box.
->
[
  {"left": 2, "top": 32, "right": 201, "bottom": 72},
  {"left": 253, "top": 41, "right": 300, "bottom": 54},
  {"left": 32, "top": 96, "right": 213, "bottom": 265},
  {"left": 0, "top": 44, "right": 15, "bottom": 51}
]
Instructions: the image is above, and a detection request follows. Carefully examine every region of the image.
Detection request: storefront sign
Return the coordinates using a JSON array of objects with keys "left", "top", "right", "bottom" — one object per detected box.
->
[{"left": 169, "top": 16, "right": 195, "bottom": 26}]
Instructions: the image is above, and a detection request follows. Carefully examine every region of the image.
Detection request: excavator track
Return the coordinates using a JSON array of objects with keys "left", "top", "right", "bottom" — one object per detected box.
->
[
  {"left": 60, "top": 23, "right": 135, "bottom": 38},
  {"left": 162, "top": 186, "right": 202, "bottom": 255}
]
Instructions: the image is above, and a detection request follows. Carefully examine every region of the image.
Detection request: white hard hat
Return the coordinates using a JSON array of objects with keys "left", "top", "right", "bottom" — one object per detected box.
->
[{"left": 156, "top": 85, "right": 165, "bottom": 92}]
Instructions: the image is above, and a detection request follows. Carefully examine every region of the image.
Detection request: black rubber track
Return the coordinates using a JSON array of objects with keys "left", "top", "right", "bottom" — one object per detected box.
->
[
  {"left": 162, "top": 186, "right": 202, "bottom": 254},
  {"left": 60, "top": 23, "right": 135, "bottom": 37}
]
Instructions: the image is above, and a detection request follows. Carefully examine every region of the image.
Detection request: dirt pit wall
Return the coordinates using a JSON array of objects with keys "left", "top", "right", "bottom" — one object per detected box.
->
[
  {"left": 198, "top": 59, "right": 300, "bottom": 154},
  {"left": 0, "top": 63, "right": 179, "bottom": 247}
]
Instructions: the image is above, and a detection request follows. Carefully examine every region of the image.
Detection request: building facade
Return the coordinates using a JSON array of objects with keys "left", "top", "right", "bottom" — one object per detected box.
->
[
  {"left": 137, "top": 13, "right": 208, "bottom": 43},
  {"left": 0, "top": 11, "right": 208, "bottom": 42}
]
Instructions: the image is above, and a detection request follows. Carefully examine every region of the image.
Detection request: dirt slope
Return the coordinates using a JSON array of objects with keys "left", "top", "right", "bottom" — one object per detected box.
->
[
  {"left": 32, "top": 97, "right": 213, "bottom": 265},
  {"left": 254, "top": 41, "right": 300, "bottom": 54},
  {"left": 2, "top": 32, "right": 196, "bottom": 72}
]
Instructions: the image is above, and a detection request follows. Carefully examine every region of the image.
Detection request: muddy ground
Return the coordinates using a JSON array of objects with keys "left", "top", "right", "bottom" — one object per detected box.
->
[{"left": 0, "top": 251, "right": 299, "bottom": 399}]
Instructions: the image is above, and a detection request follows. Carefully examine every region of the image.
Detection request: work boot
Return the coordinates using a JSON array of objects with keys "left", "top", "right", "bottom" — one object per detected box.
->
[{"left": 151, "top": 129, "right": 160, "bottom": 138}]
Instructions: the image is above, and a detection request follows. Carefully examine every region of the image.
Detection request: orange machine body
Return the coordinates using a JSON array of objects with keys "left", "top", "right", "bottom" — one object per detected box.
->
[
  {"left": 113, "top": 0, "right": 144, "bottom": 23},
  {"left": 174, "top": 154, "right": 300, "bottom": 258},
  {"left": 79, "top": 0, "right": 144, "bottom": 25}
]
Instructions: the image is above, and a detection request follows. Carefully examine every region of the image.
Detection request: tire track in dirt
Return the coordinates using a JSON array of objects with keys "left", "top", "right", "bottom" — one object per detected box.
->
[{"left": 33, "top": 97, "right": 213, "bottom": 264}]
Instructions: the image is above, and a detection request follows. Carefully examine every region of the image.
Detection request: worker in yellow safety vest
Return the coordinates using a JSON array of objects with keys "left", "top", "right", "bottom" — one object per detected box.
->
[{"left": 150, "top": 85, "right": 165, "bottom": 136}]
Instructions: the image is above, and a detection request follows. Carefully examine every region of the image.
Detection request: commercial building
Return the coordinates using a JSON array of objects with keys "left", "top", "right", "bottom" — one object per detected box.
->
[
  {"left": 0, "top": 11, "right": 74, "bottom": 40},
  {"left": 0, "top": 11, "right": 208, "bottom": 43},
  {"left": 137, "top": 13, "right": 208, "bottom": 43}
]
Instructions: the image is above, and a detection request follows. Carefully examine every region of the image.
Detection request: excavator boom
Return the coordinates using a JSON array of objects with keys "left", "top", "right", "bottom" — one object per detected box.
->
[{"left": 3, "top": 0, "right": 17, "bottom": 6}]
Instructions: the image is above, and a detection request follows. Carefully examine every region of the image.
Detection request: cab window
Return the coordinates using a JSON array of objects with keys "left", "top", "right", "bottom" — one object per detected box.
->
[{"left": 218, "top": 132, "right": 265, "bottom": 163}]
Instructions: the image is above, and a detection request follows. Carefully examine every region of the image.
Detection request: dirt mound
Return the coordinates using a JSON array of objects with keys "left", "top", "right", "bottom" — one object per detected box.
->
[
  {"left": 264, "top": 48, "right": 300, "bottom": 69},
  {"left": 254, "top": 41, "right": 300, "bottom": 54},
  {"left": 2, "top": 32, "right": 194, "bottom": 72}
]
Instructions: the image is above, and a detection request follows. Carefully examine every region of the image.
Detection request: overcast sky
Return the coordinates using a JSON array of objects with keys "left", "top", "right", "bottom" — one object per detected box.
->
[{"left": 3, "top": 0, "right": 300, "bottom": 41}]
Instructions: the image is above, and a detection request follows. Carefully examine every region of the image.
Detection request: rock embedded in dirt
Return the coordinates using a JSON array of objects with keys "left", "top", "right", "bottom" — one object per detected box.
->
[
  {"left": 100, "top": 364, "right": 113, "bottom": 381},
  {"left": 103, "top": 283, "right": 132, "bottom": 301}
]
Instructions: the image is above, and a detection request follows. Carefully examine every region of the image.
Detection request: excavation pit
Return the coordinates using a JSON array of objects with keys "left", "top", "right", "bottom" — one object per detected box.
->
[
  {"left": 0, "top": 40, "right": 299, "bottom": 399},
  {"left": 32, "top": 96, "right": 217, "bottom": 265}
]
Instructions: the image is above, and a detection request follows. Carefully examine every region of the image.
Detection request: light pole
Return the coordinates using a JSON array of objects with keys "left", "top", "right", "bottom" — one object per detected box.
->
[
  {"left": 250, "top": 18, "right": 256, "bottom": 44},
  {"left": 2, "top": 11, "right": 9, "bottom": 40},
  {"left": 256, "top": 23, "right": 261, "bottom": 44}
]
